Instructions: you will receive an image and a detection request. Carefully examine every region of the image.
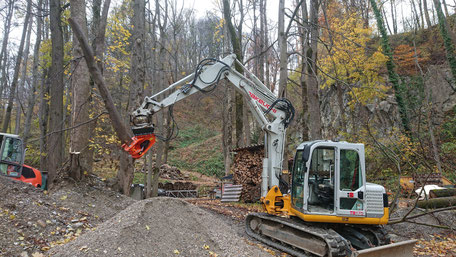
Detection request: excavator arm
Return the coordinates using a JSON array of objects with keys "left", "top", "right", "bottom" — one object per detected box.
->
[{"left": 123, "top": 54, "right": 294, "bottom": 197}]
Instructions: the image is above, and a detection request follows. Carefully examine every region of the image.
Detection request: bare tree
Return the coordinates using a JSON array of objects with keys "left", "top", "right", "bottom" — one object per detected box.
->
[
  {"left": 0, "top": 0, "right": 15, "bottom": 120},
  {"left": 24, "top": 0, "right": 44, "bottom": 148},
  {"left": 48, "top": 0, "right": 65, "bottom": 187},
  {"left": 69, "top": 0, "right": 91, "bottom": 181},
  {"left": 423, "top": 0, "right": 433, "bottom": 28},
  {"left": 223, "top": 0, "right": 245, "bottom": 148},
  {"left": 15, "top": 14, "right": 34, "bottom": 135},
  {"left": 307, "top": 0, "right": 322, "bottom": 140},
  {"left": 2, "top": 0, "right": 32, "bottom": 133},
  {"left": 150, "top": 0, "right": 169, "bottom": 198},
  {"left": 117, "top": 0, "right": 147, "bottom": 195}
]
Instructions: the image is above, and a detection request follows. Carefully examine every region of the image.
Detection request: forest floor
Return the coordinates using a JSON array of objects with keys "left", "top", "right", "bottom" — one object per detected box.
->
[{"left": 1, "top": 174, "right": 455, "bottom": 257}]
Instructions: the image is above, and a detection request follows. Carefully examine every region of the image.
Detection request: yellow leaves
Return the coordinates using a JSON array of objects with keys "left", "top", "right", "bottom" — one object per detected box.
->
[
  {"left": 145, "top": 225, "right": 150, "bottom": 230},
  {"left": 173, "top": 249, "right": 180, "bottom": 255},
  {"left": 9, "top": 214, "right": 16, "bottom": 220},
  {"left": 319, "top": 1, "right": 388, "bottom": 108},
  {"left": 60, "top": 195, "right": 68, "bottom": 200}
]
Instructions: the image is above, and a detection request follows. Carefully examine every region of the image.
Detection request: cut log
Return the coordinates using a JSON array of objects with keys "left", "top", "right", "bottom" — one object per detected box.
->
[
  {"left": 417, "top": 196, "right": 456, "bottom": 209},
  {"left": 429, "top": 188, "right": 456, "bottom": 198}
]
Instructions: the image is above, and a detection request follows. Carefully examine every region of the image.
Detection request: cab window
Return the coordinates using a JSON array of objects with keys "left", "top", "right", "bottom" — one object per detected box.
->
[
  {"left": 2, "top": 137, "right": 23, "bottom": 164},
  {"left": 339, "top": 149, "right": 363, "bottom": 191},
  {"left": 291, "top": 150, "right": 305, "bottom": 209}
]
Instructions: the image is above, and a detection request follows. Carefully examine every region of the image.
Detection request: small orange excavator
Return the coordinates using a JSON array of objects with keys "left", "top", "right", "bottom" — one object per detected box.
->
[
  {"left": 122, "top": 54, "right": 416, "bottom": 257},
  {"left": 0, "top": 133, "right": 46, "bottom": 189}
]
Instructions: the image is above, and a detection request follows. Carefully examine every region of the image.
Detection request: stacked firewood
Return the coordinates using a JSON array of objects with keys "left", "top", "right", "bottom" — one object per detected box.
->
[
  {"left": 232, "top": 147, "right": 264, "bottom": 203},
  {"left": 159, "top": 181, "right": 197, "bottom": 191},
  {"left": 159, "top": 164, "right": 183, "bottom": 180}
]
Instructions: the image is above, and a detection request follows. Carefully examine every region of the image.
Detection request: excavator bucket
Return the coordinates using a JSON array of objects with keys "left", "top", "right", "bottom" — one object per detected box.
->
[
  {"left": 352, "top": 239, "right": 417, "bottom": 257},
  {"left": 122, "top": 134, "right": 156, "bottom": 159}
]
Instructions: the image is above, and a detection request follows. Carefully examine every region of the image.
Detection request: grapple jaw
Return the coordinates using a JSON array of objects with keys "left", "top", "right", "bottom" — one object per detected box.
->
[
  {"left": 122, "top": 133, "right": 156, "bottom": 159},
  {"left": 123, "top": 114, "right": 156, "bottom": 159}
]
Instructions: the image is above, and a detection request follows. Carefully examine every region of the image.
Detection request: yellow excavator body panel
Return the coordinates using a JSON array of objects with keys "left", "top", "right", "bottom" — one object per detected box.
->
[
  {"left": 290, "top": 207, "right": 389, "bottom": 225},
  {"left": 262, "top": 186, "right": 389, "bottom": 225}
]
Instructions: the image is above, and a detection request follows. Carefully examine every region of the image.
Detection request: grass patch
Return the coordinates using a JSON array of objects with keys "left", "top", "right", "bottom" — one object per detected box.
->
[
  {"left": 169, "top": 151, "right": 225, "bottom": 178},
  {"left": 172, "top": 125, "right": 218, "bottom": 148}
]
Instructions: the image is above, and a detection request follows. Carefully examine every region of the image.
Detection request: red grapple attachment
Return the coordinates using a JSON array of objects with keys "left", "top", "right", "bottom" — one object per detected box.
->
[{"left": 122, "top": 134, "right": 156, "bottom": 159}]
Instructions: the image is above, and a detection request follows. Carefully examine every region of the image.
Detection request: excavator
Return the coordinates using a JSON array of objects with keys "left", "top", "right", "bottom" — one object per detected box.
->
[{"left": 122, "top": 54, "right": 416, "bottom": 257}]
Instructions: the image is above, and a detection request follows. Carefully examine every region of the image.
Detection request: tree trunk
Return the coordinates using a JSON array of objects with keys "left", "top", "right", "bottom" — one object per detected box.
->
[
  {"left": 417, "top": 196, "right": 456, "bottom": 209},
  {"left": 410, "top": 0, "right": 421, "bottom": 29},
  {"left": 0, "top": 0, "right": 14, "bottom": 122},
  {"left": 69, "top": 0, "right": 91, "bottom": 180},
  {"left": 2, "top": 0, "right": 32, "bottom": 133},
  {"left": 418, "top": 0, "right": 425, "bottom": 30},
  {"left": 390, "top": 0, "right": 398, "bottom": 34},
  {"left": 39, "top": 69, "right": 50, "bottom": 172},
  {"left": 48, "top": 0, "right": 65, "bottom": 187},
  {"left": 429, "top": 189, "right": 456, "bottom": 198},
  {"left": 223, "top": 0, "right": 244, "bottom": 148},
  {"left": 423, "top": 0, "right": 433, "bottom": 28},
  {"left": 150, "top": 0, "right": 168, "bottom": 198},
  {"left": 221, "top": 81, "right": 233, "bottom": 175},
  {"left": 442, "top": 0, "right": 449, "bottom": 17},
  {"left": 15, "top": 15, "right": 33, "bottom": 135},
  {"left": 117, "top": 0, "right": 147, "bottom": 194},
  {"left": 307, "top": 0, "right": 322, "bottom": 140},
  {"left": 24, "top": 0, "right": 44, "bottom": 148},
  {"left": 299, "top": 0, "right": 309, "bottom": 141}
]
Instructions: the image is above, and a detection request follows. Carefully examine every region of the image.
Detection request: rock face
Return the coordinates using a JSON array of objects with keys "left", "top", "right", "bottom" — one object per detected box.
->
[
  {"left": 50, "top": 198, "right": 266, "bottom": 257},
  {"left": 425, "top": 66, "right": 456, "bottom": 114},
  {"left": 319, "top": 64, "right": 456, "bottom": 139}
]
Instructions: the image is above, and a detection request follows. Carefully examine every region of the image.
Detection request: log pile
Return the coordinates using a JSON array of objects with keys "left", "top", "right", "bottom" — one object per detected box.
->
[
  {"left": 232, "top": 145, "right": 264, "bottom": 203},
  {"left": 159, "top": 181, "right": 197, "bottom": 191},
  {"left": 159, "top": 164, "right": 183, "bottom": 180},
  {"left": 418, "top": 188, "right": 456, "bottom": 209}
]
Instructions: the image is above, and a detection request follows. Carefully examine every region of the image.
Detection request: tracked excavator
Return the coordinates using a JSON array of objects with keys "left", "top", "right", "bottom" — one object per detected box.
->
[{"left": 122, "top": 54, "right": 416, "bottom": 257}]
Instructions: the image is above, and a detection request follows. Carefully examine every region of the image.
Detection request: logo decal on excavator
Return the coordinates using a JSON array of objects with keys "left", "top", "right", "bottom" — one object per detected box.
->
[
  {"left": 248, "top": 91, "right": 277, "bottom": 113},
  {"left": 350, "top": 210, "right": 364, "bottom": 216}
]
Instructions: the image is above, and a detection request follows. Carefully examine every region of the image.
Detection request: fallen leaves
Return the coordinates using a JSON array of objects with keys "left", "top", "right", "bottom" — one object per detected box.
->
[{"left": 414, "top": 234, "right": 456, "bottom": 256}]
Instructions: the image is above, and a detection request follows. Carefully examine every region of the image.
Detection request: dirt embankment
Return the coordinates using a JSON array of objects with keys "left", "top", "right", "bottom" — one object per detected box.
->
[{"left": 0, "top": 175, "right": 134, "bottom": 256}]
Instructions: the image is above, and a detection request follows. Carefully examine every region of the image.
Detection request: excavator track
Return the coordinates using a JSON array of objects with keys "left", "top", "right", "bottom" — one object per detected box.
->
[{"left": 245, "top": 213, "right": 350, "bottom": 257}]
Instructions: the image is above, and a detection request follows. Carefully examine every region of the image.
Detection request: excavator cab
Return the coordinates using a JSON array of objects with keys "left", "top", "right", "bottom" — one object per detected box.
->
[{"left": 291, "top": 141, "right": 369, "bottom": 219}]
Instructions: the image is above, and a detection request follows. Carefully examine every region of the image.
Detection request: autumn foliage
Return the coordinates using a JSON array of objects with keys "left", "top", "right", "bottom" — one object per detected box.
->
[
  {"left": 319, "top": 1, "right": 388, "bottom": 107},
  {"left": 393, "top": 44, "right": 429, "bottom": 76}
]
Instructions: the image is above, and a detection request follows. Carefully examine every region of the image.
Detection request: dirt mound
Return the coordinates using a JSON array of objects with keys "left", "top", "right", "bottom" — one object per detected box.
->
[
  {"left": 50, "top": 197, "right": 266, "bottom": 257},
  {"left": 0, "top": 175, "right": 134, "bottom": 256}
]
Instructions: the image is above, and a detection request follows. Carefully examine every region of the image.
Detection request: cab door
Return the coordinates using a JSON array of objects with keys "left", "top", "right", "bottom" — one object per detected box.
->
[
  {"left": 0, "top": 136, "right": 25, "bottom": 178},
  {"left": 291, "top": 150, "right": 305, "bottom": 211},
  {"left": 336, "top": 147, "right": 366, "bottom": 217}
]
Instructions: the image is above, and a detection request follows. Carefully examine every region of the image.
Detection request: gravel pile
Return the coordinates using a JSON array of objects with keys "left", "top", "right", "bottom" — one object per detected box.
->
[{"left": 50, "top": 197, "right": 266, "bottom": 257}]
